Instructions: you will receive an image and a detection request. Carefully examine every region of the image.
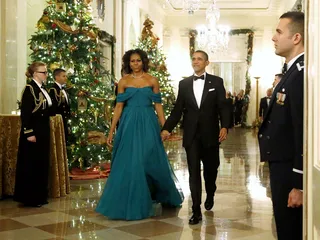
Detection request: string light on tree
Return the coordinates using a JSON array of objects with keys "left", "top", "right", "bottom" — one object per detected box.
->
[
  {"left": 135, "top": 18, "right": 176, "bottom": 118},
  {"left": 29, "top": 0, "right": 115, "bottom": 169}
]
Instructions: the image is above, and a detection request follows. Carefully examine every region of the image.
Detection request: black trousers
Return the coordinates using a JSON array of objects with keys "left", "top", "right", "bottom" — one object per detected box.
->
[
  {"left": 269, "top": 161, "right": 303, "bottom": 240},
  {"left": 185, "top": 134, "right": 220, "bottom": 214}
]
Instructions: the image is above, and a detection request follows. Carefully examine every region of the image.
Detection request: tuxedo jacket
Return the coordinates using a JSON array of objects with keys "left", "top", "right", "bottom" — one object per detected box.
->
[
  {"left": 20, "top": 80, "right": 54, "bottom": 138},
  {"left": 163, "top": 73, "right": 229, "bottom": 148},
  {"left": 259, "top": 97, "right": 269, "bottom": 118},
  {"left": 49, "top": 83, "right": 71, "bottom": 123},
  {"left": 258, "top": 55, "right": 304, "bottom": 189}
]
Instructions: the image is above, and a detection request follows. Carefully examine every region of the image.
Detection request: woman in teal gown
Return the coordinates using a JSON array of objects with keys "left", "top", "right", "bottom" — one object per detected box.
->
[{"left": 96, "top": 49, "right": 184, "bottom": 220}]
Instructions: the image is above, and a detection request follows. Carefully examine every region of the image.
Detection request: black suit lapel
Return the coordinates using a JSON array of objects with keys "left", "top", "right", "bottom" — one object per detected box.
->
[{"left": 200, "top": 76, "right": 211, "bottom": 107}]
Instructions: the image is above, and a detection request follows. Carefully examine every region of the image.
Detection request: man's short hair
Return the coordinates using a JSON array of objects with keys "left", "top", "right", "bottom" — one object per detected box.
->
[
  {"left": 275, "top": 73, "right": 283, "bottom": 79},
  {"left": 53, "top": 68, "right": 66, "bottom": 79},
  {"left": 280, "top": 11, "right": 304, "bottom": 44},
  {"left": 194, "top": 50, "right": 209, "bottom": 61}
]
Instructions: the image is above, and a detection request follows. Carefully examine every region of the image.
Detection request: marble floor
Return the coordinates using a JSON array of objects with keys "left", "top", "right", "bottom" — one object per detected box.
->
[{"left": 0, "top": 128, "right": 277, "bottom": 240}]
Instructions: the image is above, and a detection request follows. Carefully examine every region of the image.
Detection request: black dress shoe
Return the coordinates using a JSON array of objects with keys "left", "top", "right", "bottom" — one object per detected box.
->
[
  {"left": 23, "top": 203, "right": 42, "bottom": 208},
  {"left": 189, "top": 214, "right": 202, "bottom": 225},
  {"left": 204, "top": 196, "right": 214, "bottom": 211}
]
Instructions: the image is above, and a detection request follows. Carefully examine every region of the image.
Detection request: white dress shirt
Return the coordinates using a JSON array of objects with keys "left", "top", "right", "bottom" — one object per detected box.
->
[
  {"left": 33, "top": 80, "right": 52, "bottom": 106},
  {"left": 193, "top": 72, "right": 206, "bottom": 108},
  {"left": 267, "top": 98, "right": 270, "bottom": 106},
  {"left": 55, "top": 81, "right": 69, "bottom": 104}
]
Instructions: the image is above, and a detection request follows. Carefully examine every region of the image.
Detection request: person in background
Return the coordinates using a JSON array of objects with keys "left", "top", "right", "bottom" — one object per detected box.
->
[
  {"left": 234, "top": 89, "right": 244, "bottom": 126},
  {"left": 226, "top": 91, "right": 234, "bottom": 128},
  {"left": 259, "top": 88, "right": 273, "bottom": 122},
  {"left": 14, "top": 62, "right": 54, "bottom": 207},
  {"left": 273, "top": 73, "right": 283, "bottom": 88},
  {"left": 49, "top": 68, "right": 70, "bottom": 143}
]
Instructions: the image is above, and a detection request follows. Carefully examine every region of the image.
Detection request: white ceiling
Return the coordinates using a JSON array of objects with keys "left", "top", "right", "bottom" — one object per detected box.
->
[
  {"left": 153, "top": 0, "right": 298, "bottom": 31},
  {"left": 166, "top": 0, "right": 272, "bottom": 10},
  {"left": 157, "top": 0, "right": 297, "bottom": 16}
]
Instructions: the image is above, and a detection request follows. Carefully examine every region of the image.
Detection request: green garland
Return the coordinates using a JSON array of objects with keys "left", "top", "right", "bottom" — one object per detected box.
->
[
  {"left": 189, "top": 28, "right": 254, "bottom": 126},
  {"left": 230, "top": 29, "right": 254, "bottom": 127},
  {"left": 189, "top": 30, "right": 197, "bottom": 58}
]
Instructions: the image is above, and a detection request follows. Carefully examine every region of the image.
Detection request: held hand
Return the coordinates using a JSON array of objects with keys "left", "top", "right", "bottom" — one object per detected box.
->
[
  {"left": 27, "top": 136, "right": 36, "bottom": 142},
  {"left": 287, "top": 188, "right": 303, "bottom": 208},
  {"left": 161, "top": 130, "right": 170, "bottom": 141},
  {"left": 219, "top": 128, "right": 228, "bottom": 142},
  {"left": 106, "top": 132, "right": 113, "bottom": 147}
]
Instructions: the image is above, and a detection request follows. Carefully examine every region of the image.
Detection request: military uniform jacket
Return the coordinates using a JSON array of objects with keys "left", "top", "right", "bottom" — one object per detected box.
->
[
  {"left": 14, "top": 80, "right": 53, "bottom": 205},
  {"left": 49, "top": 83, "right": 71, "bottom": 122},
  {"left": 20, "top": 80, "right": 54, "bottom": 138},
  {"left": 258, "top": 54, "right": 304, "bottom": 190}
]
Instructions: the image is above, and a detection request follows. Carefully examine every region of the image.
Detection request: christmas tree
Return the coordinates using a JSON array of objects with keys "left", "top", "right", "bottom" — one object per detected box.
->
[
  {"left": 135, "top": 18, "right": 175, "bottom": 118},
  {"left": 29, "top": 0, "right": 115, "bottom": 169}
]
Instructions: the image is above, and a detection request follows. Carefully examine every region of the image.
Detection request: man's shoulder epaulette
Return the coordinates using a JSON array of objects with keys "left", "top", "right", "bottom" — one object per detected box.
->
[{"left": 296, "top": 61, "right": 304, "bottom": 72}]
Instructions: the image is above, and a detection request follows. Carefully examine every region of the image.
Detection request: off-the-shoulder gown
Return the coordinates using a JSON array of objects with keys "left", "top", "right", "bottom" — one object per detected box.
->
[{"left": 96, "top": 87, "right": 184, "bottom": 220}]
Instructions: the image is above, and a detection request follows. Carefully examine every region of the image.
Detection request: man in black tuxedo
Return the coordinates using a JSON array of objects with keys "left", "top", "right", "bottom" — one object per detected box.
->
[
  {"left": 272, "top": 73, "right": 283, "bottom": 89},
  {"left": 259, "top": 88, "right": 273, "bottom": 121},
  {"left": 49, "top": 68, "right": 70, "bottom": 143},
  {"left": 258, "top": 11, "right": 304, "bottom": 240},
  {"left": 161, "top": 50, "right": 229, "bottom": 225}
]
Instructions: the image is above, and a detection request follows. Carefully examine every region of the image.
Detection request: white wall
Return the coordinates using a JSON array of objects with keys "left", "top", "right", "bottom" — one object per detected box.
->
[
  {"left": 122, "top": 0, "right": 166, "bottom": 52},
  {"left": 0, "top": 0, "right": 28, "bottom": 114},
  {"left": 91, "top": 0, "right": 114, "bottom": 35},
  {"left": 0, "top": 0, "right": 3, "bottom": 113},
  {"left": 246, "top": 28, "right": 283, "bottom": 125}
]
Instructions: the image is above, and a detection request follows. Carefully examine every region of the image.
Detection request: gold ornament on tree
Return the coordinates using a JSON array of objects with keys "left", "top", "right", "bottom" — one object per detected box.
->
[
  {"left": 37, "top": 22, "right": 46, "bottom": 31},
  {"left": 52, "top": 19, "right": 97, "bottom": 41},
  {"left": 56, "top": 3, "right": 66, "bottom": 13},
  {"left": 70, "top": 144, "right": 75, "bottom": 152},
  {"left": 87, "top": 131, "right": 108, "bottom": 145},
  {"left": 40, "top": 15, "right": 50, "bottom": 23},
  {"left": 50, "top": 62, "right": 60, "bottom": 71},
  {"left": 69, "top": 44, "right": 77, "bottom": 52},
  {"left": 157, "top": 64, "right": 167, "bottom": 72},
  {"left": 77, "top": 97, "right": 88, "bottom": 111},
  {"left": 83, "top": 0, "right": 93, "bottom": 5},
  {"left": 94, "top": 109, "right": 99, "bottom": 124},
  {"left": 141, "top": 17, "right": 159, "bottom": 47}
]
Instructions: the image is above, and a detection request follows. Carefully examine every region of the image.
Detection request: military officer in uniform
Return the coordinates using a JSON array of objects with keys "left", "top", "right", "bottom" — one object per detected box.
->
[
  {"left": 258, "top": 11, "right": 304, "bottom": 240},
  {"left": 14, "top": 62, "right": 54, "bottom": 207},
  {"left": 49, "top": 68, "right": 70, "bottom": 143}
]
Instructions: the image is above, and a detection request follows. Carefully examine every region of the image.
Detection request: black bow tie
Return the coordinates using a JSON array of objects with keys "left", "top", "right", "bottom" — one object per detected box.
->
[
  {"left": 193, "top": 75, "right": 205, "bottom": 81},
  {"left": 282, "top": 63, "right": 288, "bottom": 74},
  {"left": 40, "top": 85, "right": 45, "bottom": 89},
  {"left": 61, "top": 86, "right": 66, "bottom": 90}
]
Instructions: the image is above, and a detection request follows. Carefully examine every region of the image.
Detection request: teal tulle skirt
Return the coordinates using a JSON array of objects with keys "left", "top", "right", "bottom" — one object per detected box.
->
[{"left": 96, "top": 87, "right": 184, "bottom": 220}]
